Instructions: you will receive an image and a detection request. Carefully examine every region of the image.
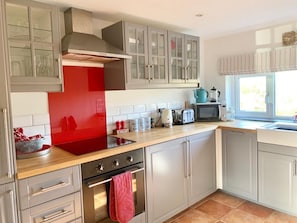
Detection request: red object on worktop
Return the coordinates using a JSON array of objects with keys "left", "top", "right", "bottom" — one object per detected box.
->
[{"left": 48, "top": 66, "right": 107, "bottom": 145}]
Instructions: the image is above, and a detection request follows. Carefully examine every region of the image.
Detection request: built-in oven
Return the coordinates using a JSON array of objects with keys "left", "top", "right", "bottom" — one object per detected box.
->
[{"left": 81, "top": 148, "right": 145, "bottom": 223}]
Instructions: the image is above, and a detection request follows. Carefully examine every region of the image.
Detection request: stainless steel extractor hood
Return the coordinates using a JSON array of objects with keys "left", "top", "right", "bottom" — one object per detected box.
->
[{"left": 62, "top": 8, "right": 130, "bottom": 63}]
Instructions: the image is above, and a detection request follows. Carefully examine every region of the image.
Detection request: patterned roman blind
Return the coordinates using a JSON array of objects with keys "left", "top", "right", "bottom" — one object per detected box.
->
[{"left": 218, "top": 45, "right": 297, "bottom": 75}]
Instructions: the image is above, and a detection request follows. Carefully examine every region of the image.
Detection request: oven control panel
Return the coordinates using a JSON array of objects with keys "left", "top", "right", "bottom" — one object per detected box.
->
[{"left": 81, "top": 148, "right": 144, "bottom": 180}]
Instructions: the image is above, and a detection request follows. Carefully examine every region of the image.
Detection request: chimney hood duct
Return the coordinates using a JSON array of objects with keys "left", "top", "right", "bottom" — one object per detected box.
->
[{"left": 62, "top": 8, "right": 130, "bottom": 63}]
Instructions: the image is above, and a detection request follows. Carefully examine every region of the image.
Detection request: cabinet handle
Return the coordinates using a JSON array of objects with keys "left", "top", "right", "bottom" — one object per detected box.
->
[
  {"left": 8, "top": 190, "right": 17, "bottom": 223},
  {"left": 41, "top": 209, "right": 71, "bottom": 222},
  {"left": 32, "top": 181, "right": 68, "bottom": 196},
  {"left": 183, "top": 141, "right": 188, "bottom": 178},
  {"left": 293, "top": 160, "right": 297, "bottom": 176},
  {"left": 57, "top": 57, "right": 62, "bottom": 79},
  {"left": 2, "top": 108, "right": 13, "bottom": 179},
  {"left": 187, "top": 140, "right": 191, "bottom": 177}
]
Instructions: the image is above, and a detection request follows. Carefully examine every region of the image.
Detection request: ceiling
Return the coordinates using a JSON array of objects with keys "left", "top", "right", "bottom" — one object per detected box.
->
[{"left": 39, "top": 0, "right": 297, "bottom": 39}]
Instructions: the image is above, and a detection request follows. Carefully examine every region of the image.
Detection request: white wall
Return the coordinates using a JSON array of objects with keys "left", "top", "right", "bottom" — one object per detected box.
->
[{"left": 203, "top": 30, "right": 256, "bottom": 104}]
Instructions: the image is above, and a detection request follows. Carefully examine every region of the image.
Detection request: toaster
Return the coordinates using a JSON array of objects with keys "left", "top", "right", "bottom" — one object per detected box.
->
[{"left": 172, "top": 109, "right": 195, "bottom": 125}]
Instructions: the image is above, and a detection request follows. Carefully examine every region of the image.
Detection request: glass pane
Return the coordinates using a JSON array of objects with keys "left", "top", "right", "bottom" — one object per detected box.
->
[
  {"left": 128, "top": 29, "right": 136, "bottom": 53},
  {"left": 131, "top": 55, "right": 137, "bottom": 79},
  {"left": 137, "top": 30, "right": 145, "bottom": 54},
  {"left": 32, "top": 7, "right": 52, "bottom": 42},
  {"left": 171, "top": 59, "right": 177, "bottom": 79},
  {"left": 177, "top": 60, "right": 183, "bottom": 79},
  {"left": 158, "top": 34, "right": 165, "bottom": 56},
  {"left": 275, "top": 71, "right": 297, "bottom": 116},
  {"left": 192, "top": 41, "right": 197, "bottom": 59},
  {"left": 170, "top": 37, "right": 176, "bottom": 57},
  {"left": 152, "top": 32, "right": 157, "bottom": 55},
  {"left": 9, "top": 42, "right": 32, "bottom": 76},
  {"left": 6, "top": 3, "right": 29, "bottom": 40},
  {"left": 239, "top": 76, "right": 266, "bottom": 112},
  {"left": 186, "top": 41, "right": 192, "bottom": 59},
  {"left": 177, "top": 37, "right": 183, "bottom": 58},
  {"left": 35, "top": 45, "right": 54, "bottom": 77},
  {"left": 159, "top": 58, "right": 165, "bottom": 79},
  {"left": 138, "top": 56, "right": 145, "bottom": 79}
]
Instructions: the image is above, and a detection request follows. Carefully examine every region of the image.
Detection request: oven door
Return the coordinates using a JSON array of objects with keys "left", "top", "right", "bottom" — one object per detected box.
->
[{"left": 82, "top": 165, "right": 145, "bottom": 223}]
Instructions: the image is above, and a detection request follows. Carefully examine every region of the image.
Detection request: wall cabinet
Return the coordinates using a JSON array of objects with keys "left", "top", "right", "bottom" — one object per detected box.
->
[
  {"left": 222, "top": 130, "right": 257, "bottom": 201},
  {"left": 258, "top": 143, "right": 297, "bottom": 215},
  {"left": 145, "top": 130, "right": 215, "bottom": 223},
  {"left": 102, "top": 21, "right": 169, "bottom": 89},
  {"left": 18, "top": 166, "right": 82, "bottom": 223},
  {"left": 3, "top": 0, "right": 63, "bottom": 92},
  {"left": 102, "top": 21, "right": 199, "bottom": 90},
  {"left": 168, "top": 31, "right": 199, "bottom": 85}
]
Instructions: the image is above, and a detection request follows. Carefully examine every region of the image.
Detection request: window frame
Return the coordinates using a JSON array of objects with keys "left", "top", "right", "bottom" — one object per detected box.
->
[{"left": 231, "top": 72, "right": 297, "bottom": 121}]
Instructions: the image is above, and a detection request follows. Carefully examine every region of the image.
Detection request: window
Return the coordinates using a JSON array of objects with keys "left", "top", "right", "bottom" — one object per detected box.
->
[{"left": 233, "top": 71, "right": 297, "bottom": 120}]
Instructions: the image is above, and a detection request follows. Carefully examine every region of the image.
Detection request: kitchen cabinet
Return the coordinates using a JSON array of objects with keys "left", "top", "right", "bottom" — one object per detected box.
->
[
  {"left": 168, "top": 31, "right": 199, "bottom": 85},
  {"left": 18, "top": 166, "right": 82, "bottom": 223},
  {"left": 258, "top": 143, "right": 297, "bottom": 215},
  {"left": 187, "top": 131, "right": 216, "bottom": 205},
  {"left": 145, "top": 130, "right": 216, "bottom": 223},
  {"left": 102, "top": 21, "right": 168, "bottom": 89},
  {"left": 222, "top": 130, "right": 257, "bottom": 201},
  {"left": 0, "top": 3, "right": 18, "bottom": 222},
  {"left": 0, "top": 182, "right": 18, "bottom": 223},
  {"left": 3, "top": 0, "right": 63, "bottom": 92}
]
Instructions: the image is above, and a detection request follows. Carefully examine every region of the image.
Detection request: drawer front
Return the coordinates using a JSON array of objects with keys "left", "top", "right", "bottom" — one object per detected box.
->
[
  {"left": 18, "top": 166, "right": 81, "bottom": 209},
  {"left": 21, "top": 192, "right": 82, "bottom": 223}
]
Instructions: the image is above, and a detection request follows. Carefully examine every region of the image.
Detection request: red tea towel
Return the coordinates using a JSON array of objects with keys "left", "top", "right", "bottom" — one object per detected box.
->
[{"left": 109, "top": 171, "right": 135, "bottom": 223}]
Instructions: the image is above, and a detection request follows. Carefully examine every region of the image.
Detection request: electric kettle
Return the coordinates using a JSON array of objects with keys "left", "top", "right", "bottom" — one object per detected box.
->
[
  {"left": 193, "top": 84, "right": 208, "bottom": 103},
  {"left": 161, "top": 109, "right": 173, "bottom": 128},
  {"left": 209, "top": 86, "right": 220, "bottom": 102}
]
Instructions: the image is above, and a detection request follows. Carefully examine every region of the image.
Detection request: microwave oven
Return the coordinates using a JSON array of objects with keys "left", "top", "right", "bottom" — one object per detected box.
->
[{"left": 192, "top": 102, "right": 221, "bottom": 121}]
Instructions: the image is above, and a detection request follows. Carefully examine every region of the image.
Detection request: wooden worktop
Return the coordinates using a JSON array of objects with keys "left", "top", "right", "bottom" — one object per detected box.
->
[{"left": 16, "top": 120, "right": 268, "bottom": 179}]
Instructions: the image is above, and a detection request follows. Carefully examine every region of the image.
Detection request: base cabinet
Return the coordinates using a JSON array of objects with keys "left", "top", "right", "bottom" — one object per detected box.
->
[
  {"left": 0, "top": 182, "right": 18, "bottom": 223},
  {"left": 18, "top": 166, "right": 82, "bottom": 223},
  {"left": 258, "top": 143, "right": 297, "bottom": 215},
  {"left": 145, "top": 130, "right": 216, "bottom": 223},
  {"left": 222, "top": 130, "right": 257, "bottom": 201},
  {"left": 188, "top": 132, "right": 216, "bottom": 206}
]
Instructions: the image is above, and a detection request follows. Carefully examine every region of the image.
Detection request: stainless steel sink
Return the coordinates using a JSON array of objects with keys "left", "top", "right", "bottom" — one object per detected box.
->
[
  {"left": 257, "top": 122, "right": 297, "bottom": 147},
  {"left": 263, "top": 122, "right": 297, "bottom": 131}
]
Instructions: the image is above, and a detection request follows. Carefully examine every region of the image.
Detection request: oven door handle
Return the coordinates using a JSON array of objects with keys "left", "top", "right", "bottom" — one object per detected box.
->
[{"left": 87, "top": 167, "right": 144, "bottom": 188}]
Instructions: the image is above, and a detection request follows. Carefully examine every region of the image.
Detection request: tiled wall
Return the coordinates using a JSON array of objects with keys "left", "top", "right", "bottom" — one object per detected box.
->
[
  {"left": 12, "top": 113, "right": 51, "bottom": 145},
  {"left": 106, "top": 101, "right": 185, "bottom": 134}
]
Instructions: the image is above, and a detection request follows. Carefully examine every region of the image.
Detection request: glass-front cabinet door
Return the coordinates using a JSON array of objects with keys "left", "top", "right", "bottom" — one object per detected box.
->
[
  {"left": 4, "top": 0, "right": 62, "bottom": 92},
  {"left": 185, "top": 35, "right": 199, "bottom": 83},
  {"left": 168, "top": 31, "right": 199, "bottom": 84},
  {"left": 148, "top": 27, "right": 168, "bottom": 84},
  {"left": 125, "top": 23, "right": 148, "bottom": 84},
  {"left": 168, "top": 31, "right": 185, "bottom": 83}
]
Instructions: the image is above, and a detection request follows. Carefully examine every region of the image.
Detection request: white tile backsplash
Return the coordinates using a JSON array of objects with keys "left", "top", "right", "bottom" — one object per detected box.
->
[
  {"left": 133, "top": 104, "right": 146, "bottom": 113},
  {"left": 12, "top": 113, "right": 52, "bottom": 145},
  {"left": 120, "top": 105, "right": 134, "bottom": 114},
  {"left": 13, "top": 115, "right": 33, "bottom": 127},
  {"left": 106, "top": 101, "right": 186, "bottom": 134}
]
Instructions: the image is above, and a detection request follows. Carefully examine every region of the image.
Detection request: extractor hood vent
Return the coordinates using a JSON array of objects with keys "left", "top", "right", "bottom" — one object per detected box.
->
[{"left": 61, "top": 8, "right": 130, "bottom": 63}]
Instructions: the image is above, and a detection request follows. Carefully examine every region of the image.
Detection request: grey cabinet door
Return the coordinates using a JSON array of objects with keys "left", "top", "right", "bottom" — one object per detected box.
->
[
  {"left": 147, "top": 27, "right": 168, "bottom": 84},
  {"left": 222, "top": 130, "right": 257, "bottom": 201},
  {"left": 0, "top": 0, "right": 14, "bottom": 185},
  {"left": 168, "top": 31, "right": 199, "bottom": 85},
  {"left": 146, "top": 138, "right": 188, "bottom": 223},
  {"left": 188, "top": 130, "right": 216, "bottom": 206},
  {"left": 0, "top": 183, "right": 18, "bottom": 223},
  {"left": 4, "top": 0, "right": 63, "bottom": 92}
]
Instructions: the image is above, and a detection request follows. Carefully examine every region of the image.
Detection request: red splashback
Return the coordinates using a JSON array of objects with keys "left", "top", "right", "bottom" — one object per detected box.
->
[{"left": 48, "top": 66, "right": 106, "bottom": 145}]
